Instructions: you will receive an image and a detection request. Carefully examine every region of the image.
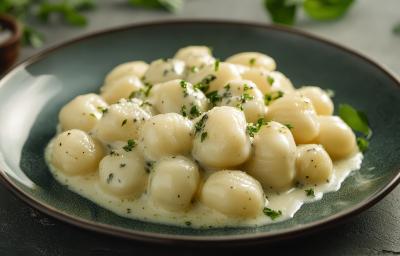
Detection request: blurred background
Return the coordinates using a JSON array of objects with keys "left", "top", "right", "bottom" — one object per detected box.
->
[{"left": 0, "top": 0, "right": 399, "bottom": 255}]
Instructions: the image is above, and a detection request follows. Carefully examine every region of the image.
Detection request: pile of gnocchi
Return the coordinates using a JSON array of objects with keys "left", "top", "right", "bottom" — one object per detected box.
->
[{"left": 46, "top": 46, "right": 360, "bottom": 226}]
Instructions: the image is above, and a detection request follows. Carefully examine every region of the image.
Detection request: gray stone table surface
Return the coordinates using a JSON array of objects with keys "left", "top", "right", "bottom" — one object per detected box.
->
[{"left": 1, "top": 0, "right": 399, "bottom": 255}]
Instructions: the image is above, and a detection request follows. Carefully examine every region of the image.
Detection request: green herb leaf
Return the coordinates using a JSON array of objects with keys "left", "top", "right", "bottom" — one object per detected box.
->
[
  {"left": 264, "top": 0, "right": 297, "bottom": 25},
  {"left": 123, "top": 139, "right": 136, "bottom": 152},
  {"left": 214, "top": 59, "right": 220, "bottom": 72},
  {"left": 249, "top": 58, "right": 256, "bottom": 66},
  {"left": 205, "top": 91, "right": 222, "bottom": 106},
  {"left": 22, "top": 26, "right": 44, "bottom": 48},
  {"left": 305, "top": 188, "right": 315, "bottom": 197},
  {"left": 194, "top": 114, "right": 208, "bottom": 136},
  {"left": 194, "top": 74, "right": 216, "bottom": 93},
  {"left": 200, "top": 132, "right": 208, "bottom": 142},
  {"left": 121, "top": 119, "right": 127, "bottom": 126},
  {"left": 356, "top": 137, "right": 369, "bottom": 153},
  {"left": 264, "top": 90, "right": 284, "bottom": 105},
  {"left": 285, "top": 124, "right": 294, "bottom": 130},
  {"left": 267, "top": 75, "right": 275, "bottom": 85},
  {"left": 189, "top": 105, "right": 201, "bottom": 119},
  {"left": 338, "top": 104, "right": 371, "bottom": 138},
  {"left": 263, "top": 207, "right": 282, "bottom": 220},
  {"left": 128, "top": 0, "right": 183, "bottom": 12},
  {"left": 180, "top": 80, "right": 189, "bottom": 97},
  {"left": 247, "top": 118, "right": 268, "bottom": 137},
  {"left": 303, "top": 0, "right": 354, "bottom": 21}
]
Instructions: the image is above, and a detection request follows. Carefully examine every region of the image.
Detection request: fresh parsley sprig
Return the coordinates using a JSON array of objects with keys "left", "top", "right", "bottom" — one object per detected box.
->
[
  {"left": 264, "top": 0, "right": 355, "bottom": 25},
  {"left": 338, "top": 104, "right": 372, "bottom": 153}
]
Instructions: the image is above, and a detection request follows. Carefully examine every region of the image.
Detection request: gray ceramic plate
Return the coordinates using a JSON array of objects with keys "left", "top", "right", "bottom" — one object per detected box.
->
[{"left": 0, "top": 20, "right": 399, "bottom": 245}]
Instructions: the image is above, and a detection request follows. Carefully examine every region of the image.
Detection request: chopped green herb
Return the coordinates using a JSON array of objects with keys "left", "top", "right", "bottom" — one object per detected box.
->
[
  {"left": 206, "top": 91, "right": 222, "bottom": 106},
  {"left": 264, "top": 90, "right": 284, "bottom": 105},
  {"left": 189, "top": 105, "right": 201, "bottom": 118},
  {"left": 143, "top": 83, "right": 153, "bottom": 97},
  {"left": 267, "top": 75, "right": 275, "bottom": 85},
  {"left": 303, "top": 0, "right": 354, "bottom": 21},
  {"left": 121, "top": 119, "right": 127, "bottom": 126},
  {"left": 181, "top": 105, "right": 187, "bottom": 117},
  {"left": 190, "top": 66, "right": 199, "bottom": 73},
  {"left": 214, "top": 59, "right": 220, "bottom": 72},
  {"left": 263, "top": 207, "right": 282, "bottom": 220},
  {"left": 194, "top": 75, "right": 217, "bottom": 93},
  {"left": 356, "top": 137, "right": 369, "bottom": 153},
  {"left": 305, "top": 188, "right": 315, "bottom": 197},
  {"left": 200, "top": 132, "right": 208, "bottom": 142},
  {"left": 285, "top": 124, "right": 294, "bottom": 130},
  {"left": 120, "top": 163, "right": 126, "bottom": 168},
  {"left": 89, "top": 113, "right": 96, "bottom": 118},
  {"left": 123, "top": 139, "right": 136, "bottom": 152},
  {"left": 180, "top": 80, "right": 189, "bottom": 97},
  {"left": 106, "top": 173, "right": 114, "bottom": 184},
  {"left": 185, "top": 221, "right": 192, "bottom": 226},
  {"left": 194, "top": 114, "right": 208, "bottom": 135},
  {"left": 140, "top": 101, "right": 153, "bottom": 107},
  {"left": 128, "top": 91, "right": 137, "bottom": 99},
  {"left": 97, "top": 106, "right": 108, "bottom": 114},
  {"left": 338, "top": 104, "right": 371, "bottom": 138},
  {"left": 247, "top": 118, "right": 268, "bottom": 137},
  {"left": 249, "top": 58, "right": 256, "bottom": 66}
]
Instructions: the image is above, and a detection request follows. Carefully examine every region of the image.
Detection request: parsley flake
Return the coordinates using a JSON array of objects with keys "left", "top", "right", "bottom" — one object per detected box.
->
[
  {"left": 121, "top": 119, "right": 127, "bottom": 126},
  {"left": 263, "top": 207, "right": 282, "bottom": 220},
  {"left": 97, "top": 106, "right": 108, "bottom": 114},
  {"left": 194, "top": 74, "right": 217, "bottom": 93},
  {"left": 180, "top": 80, "right": 189, "bottom": 97},
  {"left": 285, "top": 124, "right": 294, "bottom": 130},
  {"left": 249, "top": 58, "right": 256, "bottom": 66},
  {"left": 200, "top": 132, "right": 208, "bottom": 142},
  {"left": 214, "top": 59, "right": 220, "bottom": 72},
  {"left": 267, "top": 75, "right": 275, "bottom": 85},
  {"left": 123, "top": 139, "right": 136, "bottom": 152},
  {"left": 264, "top": 90, "right": 284, "bottom": 105},
  {"left": 305, "top": 188, "right": 315, "bottom": 197},
  {"left": 247, "top": 118, "right": 268, "bottom": 137},
  {"left": 189, "top": 105, "right": 201, "bottom": 118},
  {"left": 194, "top": 114, "right": 208, "bottom": 136}
]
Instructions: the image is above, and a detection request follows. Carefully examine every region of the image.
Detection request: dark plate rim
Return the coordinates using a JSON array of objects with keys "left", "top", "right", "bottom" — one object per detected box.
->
[{"left": 0, "top": 19, "right": 399, "bottom": 245}]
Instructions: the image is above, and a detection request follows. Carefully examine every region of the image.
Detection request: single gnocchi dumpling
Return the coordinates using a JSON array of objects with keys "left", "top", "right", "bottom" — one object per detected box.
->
[
  {"left": 148, "top": 79, "right": 208, "bottom": 117},
  {"left": 316, "top": 116, "right": 357, "bottom": 159},
  {"left": 99, "top": 151, "right": 147, "bottom": 198},
  {"left": 59, "top": 93, "right": 108, "bottom": 132},
  {"left": 174, "top": 45, "right": 215, "bottom": 68},
  {"left": 201, "top": 170, "right": 265, "bottom": 217},
  {"left": 266, "top": 94, "right": 320, "bottom": 144},
  {"left": 226, "top": 52, "right": 276, "bottom": 71},
  {"left": 105, "top": 61, "right": 149, "bottom": 84},
  {"left": 139, "top": 113, "right": 193, "bottom": 161},
  {"left": 101, "top": 75, "right": 144, "bottom": 104},
  {"left": 94, "top": 99, "right": 150, "bottom": 142},
  {"left": 244, "top": 121, "right": 297, "bottom": 191},
  {"left": 186, "top": 62, "right": 241, "bottom": 93},
  {"left": 242, "top": 68, "right": 294, "bottom": 94},
  {"left": 297, "top": 86, "right": 334, "bottom": 116},
  {"left": 214, "top": 80, "right": 266, "bottom": 123},
  {"left": 143, "top": 58, "right": 186, "bottom": 84},
  {"left": 296, "top": 144, "right": 333, "bottom": 185},
  {"left": 192, "top": 106, "right": 251, "bottom": 169},
  {"left": 149, "top": 156, "right": 200, "bottom": 212},
  {"left": 51, "top": 129, "right": 104, "bottom": 175}
]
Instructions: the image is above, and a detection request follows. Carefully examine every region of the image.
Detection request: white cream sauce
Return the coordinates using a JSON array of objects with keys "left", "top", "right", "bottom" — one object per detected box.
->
[{"left": 45, "top": 140, "right": 362, "bottom": 228}]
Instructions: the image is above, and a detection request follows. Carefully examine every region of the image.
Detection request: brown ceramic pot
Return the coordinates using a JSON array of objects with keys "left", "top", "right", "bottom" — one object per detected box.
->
[{"left": 0, "top": 14, "right": 22, "bottom": 75}]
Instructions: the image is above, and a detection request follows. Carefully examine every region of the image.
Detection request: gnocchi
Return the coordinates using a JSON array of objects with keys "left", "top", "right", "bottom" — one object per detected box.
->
[{"left": 46, "top": 46, "right": 362, "bottom": 228}]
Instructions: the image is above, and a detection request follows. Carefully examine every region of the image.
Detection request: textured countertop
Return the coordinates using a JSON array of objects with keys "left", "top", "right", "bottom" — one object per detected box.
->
[{"left": 1, "top": 0, "right": 399, "bottom": 255}]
